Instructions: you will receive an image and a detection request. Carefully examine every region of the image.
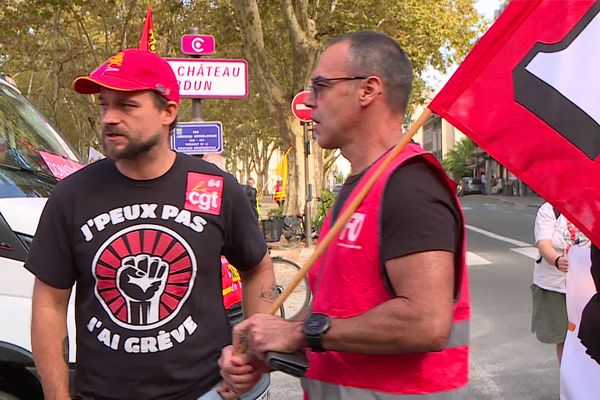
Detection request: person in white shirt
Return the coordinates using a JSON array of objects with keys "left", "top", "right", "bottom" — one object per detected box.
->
[{"left": 532, "top": 202, "right": 589, "bottom": 364}]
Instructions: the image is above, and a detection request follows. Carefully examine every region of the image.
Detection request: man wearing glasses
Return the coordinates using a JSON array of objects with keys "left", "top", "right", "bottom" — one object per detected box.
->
[{"left": 220, "top": 31, "right": 470, "bottom": 399}]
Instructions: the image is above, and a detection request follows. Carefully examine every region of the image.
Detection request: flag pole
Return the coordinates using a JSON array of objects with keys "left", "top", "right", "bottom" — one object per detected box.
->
[{"left": 265, "top": 107, "right": 433, "bottom": 316}]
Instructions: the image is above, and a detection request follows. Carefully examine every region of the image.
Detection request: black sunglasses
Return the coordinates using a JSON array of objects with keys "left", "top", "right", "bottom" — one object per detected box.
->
[{"left": 309, "top": 76, "right": 368, "bottom": 98}]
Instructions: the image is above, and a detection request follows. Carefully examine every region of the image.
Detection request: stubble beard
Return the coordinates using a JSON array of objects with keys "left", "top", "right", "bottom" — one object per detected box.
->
[{"left": 102, "top": 128, "right": 162, "bottom": 161}]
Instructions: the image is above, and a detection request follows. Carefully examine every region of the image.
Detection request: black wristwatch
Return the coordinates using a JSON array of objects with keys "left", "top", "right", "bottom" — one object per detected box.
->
[{"left": 303, "top": 313, "right": 331, "bottom": 352}]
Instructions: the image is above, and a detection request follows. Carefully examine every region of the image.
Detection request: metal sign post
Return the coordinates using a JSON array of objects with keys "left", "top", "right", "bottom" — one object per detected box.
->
[
  {"left": 303, "top": 121, "right": 313, "bottom": 247},
  {"left": 292, "top": 90, "right": 314, "bottom": 247},
  {"left": 190, "top": 27, "right": 203, "bottom": 121}
]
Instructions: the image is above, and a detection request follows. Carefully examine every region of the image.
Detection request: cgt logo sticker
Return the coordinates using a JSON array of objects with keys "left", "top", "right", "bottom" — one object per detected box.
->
[{"left": 185, "top": 172, "right": 223, "bottom": 215}]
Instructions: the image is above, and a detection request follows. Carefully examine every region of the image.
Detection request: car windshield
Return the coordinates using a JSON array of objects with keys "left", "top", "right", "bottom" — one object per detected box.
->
[{"left": 0, "top": 81, "right": 82, "bottom": 197}]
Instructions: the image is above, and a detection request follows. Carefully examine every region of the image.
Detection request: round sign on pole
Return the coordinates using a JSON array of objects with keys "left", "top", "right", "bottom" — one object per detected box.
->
[{"left": 291, "top": 90, "right": 312, "bottom": 122}]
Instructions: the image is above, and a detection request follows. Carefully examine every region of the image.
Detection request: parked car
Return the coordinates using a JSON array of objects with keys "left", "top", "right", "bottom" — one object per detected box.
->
[{"left": 457, "top": 177, "right": 482, "bottom": 196}]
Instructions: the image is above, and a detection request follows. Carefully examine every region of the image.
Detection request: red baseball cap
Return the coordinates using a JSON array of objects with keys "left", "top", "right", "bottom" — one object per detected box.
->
[{"left": 74, "top": 48, "right": 180, "bottom": 103}]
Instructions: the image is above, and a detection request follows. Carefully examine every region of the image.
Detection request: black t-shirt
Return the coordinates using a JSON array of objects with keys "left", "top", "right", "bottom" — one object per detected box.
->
[
  {"left": 25, "top": 152, "right": 267, "bottom": 400},
  {"left": 242, "top": 184, "right": 258, "bottom": 218},
  {"left": 332, "top": 156, "right": 460, "bottom": 262}
]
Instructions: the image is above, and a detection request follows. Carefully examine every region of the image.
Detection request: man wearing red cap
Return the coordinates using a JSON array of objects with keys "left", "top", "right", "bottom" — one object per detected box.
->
[{"left": 26, "top": 49, "right": 274, "bottom": 400}]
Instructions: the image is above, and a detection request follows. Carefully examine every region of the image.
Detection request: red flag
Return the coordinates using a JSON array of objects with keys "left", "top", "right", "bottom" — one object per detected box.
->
[
  {"left": 429, "top": 0, "right": 600, "bottom": 246},
  {"left": 139, "top": 6, "right": 157, "bottom": 53}
]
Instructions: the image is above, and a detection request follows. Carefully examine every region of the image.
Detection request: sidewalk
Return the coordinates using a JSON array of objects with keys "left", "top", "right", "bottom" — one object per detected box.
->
[
  {"left": 471, "top": 193, "right": 544, "bottom": 208},
  {"left": 268, "top": 241, "right": 315, "bottom": 267},
  {"left": 258, "top": 197, "right": 278, "bottom": 220}
]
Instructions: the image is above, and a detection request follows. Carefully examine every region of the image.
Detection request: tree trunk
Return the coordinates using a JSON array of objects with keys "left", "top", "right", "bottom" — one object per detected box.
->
[
  {"left": 243, "top": 162, "right": 250, "bottom": 183},
  {"left": 284, "top": 122, "right": 305, "bottom": 215},
  {"left": 259, "top": 145, "right": 270, "bottom": 196},
  {"left": 312, "top": 144, "right": 326, "bottom": 208},
  {"left": 234, "top": 0, "right": 318, "bottom": 215}
]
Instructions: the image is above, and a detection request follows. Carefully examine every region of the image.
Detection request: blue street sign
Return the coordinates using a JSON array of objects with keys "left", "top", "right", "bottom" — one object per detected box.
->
[{"left": 171, "top": 122, "right": 223, "bottom": 154}]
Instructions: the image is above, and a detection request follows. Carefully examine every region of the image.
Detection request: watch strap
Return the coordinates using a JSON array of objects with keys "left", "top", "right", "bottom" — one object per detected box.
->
[{"left": 305, "top": 332, "right": 326, "bottom": 352}]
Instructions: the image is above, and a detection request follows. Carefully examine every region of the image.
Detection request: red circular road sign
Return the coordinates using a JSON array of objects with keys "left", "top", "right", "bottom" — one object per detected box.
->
[{"left": 291, "top": 90, "right": 312, "bottom": 122}]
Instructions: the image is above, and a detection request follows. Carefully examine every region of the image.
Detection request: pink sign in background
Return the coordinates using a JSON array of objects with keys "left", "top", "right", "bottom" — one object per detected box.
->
[
  {"left": 181, "top": 34, "right": 216, "bottom": 55},
  {"left": 39, "top": 150, "right": 84, "bottom": 180}
]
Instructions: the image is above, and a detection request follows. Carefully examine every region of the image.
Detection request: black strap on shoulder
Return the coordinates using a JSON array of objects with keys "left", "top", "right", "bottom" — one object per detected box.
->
[{"left": 553, "top": 206, "right": 561, "bottom": 219}]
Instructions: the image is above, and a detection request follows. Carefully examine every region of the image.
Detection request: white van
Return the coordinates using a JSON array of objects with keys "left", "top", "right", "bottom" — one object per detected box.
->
[
  {"left": 0, "top": 76, "right": 270, "bottom": 400},
  {"left": 0, "top": 75, "right": 83, "bottom": 399}
]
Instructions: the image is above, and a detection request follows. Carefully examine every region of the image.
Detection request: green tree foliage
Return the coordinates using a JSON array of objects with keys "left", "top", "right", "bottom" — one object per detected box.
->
[
  {"left": 442, "top": 136, "right": 476, "bottom": 180},
  {"left": 229, "top": 0, "right": 485, "bottom": 212},
  {"left": 0, "top": 0, "right": 186, "bottom": 154},
  {"left": 312, "top": 187, "right": 336, "bottom": 234},
  {"left": 0, "top": 0, "right": 484, "bottom": 213}
]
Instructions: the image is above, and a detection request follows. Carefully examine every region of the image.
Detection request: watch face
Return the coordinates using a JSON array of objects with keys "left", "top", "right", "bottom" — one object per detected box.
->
[{"left": 305, "top": 313, "right": 329, "bottom": 335}]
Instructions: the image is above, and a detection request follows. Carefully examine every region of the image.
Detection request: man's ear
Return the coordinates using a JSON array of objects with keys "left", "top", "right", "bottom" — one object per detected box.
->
[
  {"left": 359, "top": 76, "right": 383, "bottom": 106},
  {"left": 162, "top": 101, "right": 179, "bottom": 126}
]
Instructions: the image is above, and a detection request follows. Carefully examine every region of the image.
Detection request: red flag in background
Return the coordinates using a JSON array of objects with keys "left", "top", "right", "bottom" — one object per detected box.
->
[
  {"left": 429, "top": 0, "right": 600, "bottom": 246},
  {"left": 139, "top": 6, "right": 157, "bottom": 53}
]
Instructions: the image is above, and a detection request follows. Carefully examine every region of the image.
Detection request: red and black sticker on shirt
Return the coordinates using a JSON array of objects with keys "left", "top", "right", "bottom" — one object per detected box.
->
[
  {"left": 92, "top": 224, "right": 197, "bottom": 331},
  {"left": 184, "top": 172, "right": 224, "bottom": 216}
]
